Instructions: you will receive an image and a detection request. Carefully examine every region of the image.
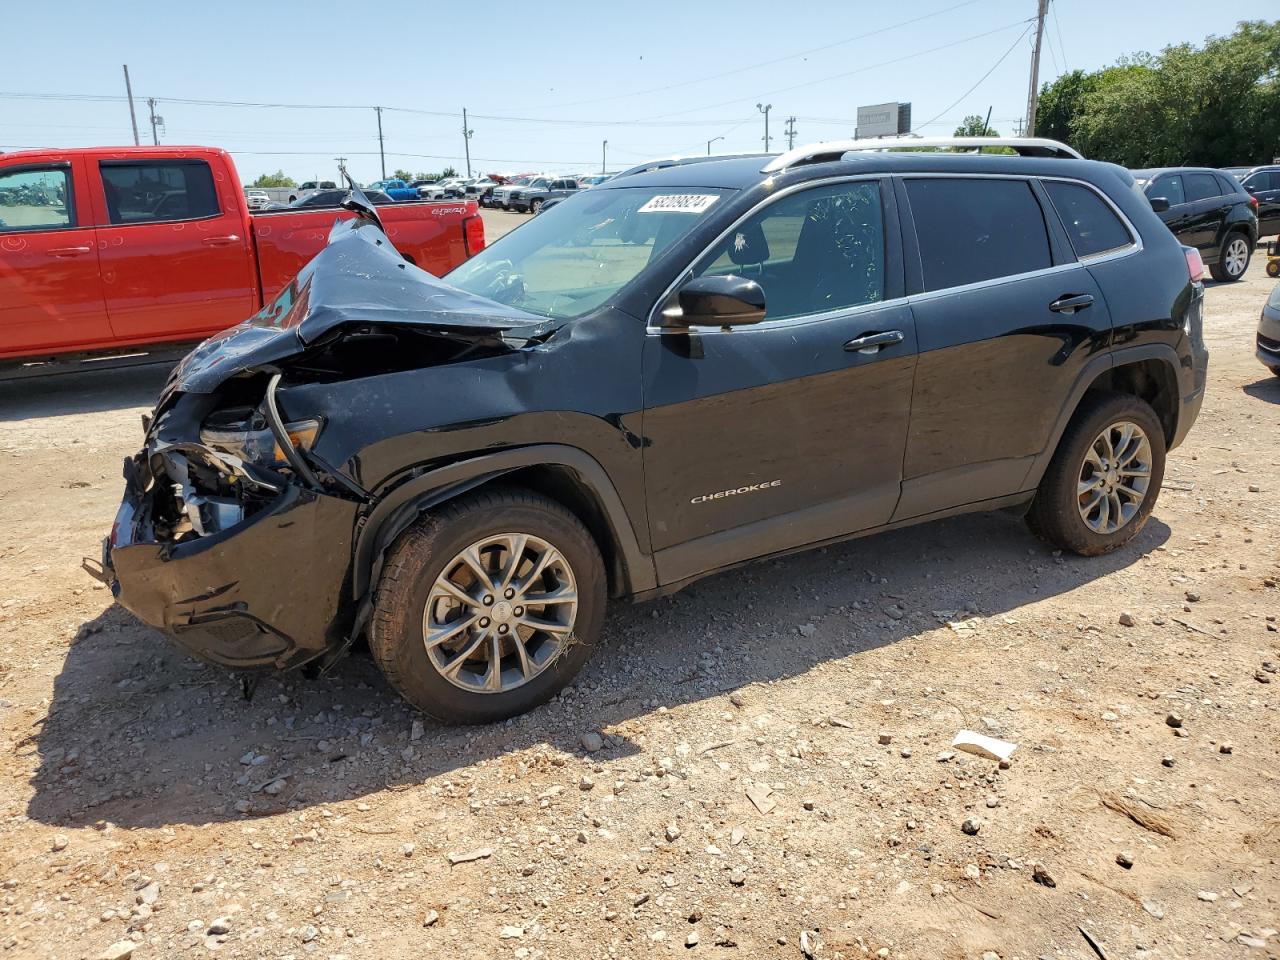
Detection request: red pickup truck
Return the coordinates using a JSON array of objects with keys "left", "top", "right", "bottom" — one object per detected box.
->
[{"left": 0, "top": 146, "right": 485, "bottom": 365}]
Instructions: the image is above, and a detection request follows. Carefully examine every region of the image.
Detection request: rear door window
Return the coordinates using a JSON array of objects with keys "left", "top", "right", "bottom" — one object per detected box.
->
[
  {"left": 1043, "top": 181, "right": 1132, "bottom": 258},
  {"left": 905, "top": 178, "right": 1051, "bottom": 291},
  {"left": 0, "top": 166, "right": 74, "bottom": 232},
  {"left": 1184, "top": 173, "right": 1221, "bottom": 203},
  {"left": 1149, "top": 174, "right": 1185, "bottom": 206},
  {"left": 99, "top": 160, "right": 220, "bottom": 225}
]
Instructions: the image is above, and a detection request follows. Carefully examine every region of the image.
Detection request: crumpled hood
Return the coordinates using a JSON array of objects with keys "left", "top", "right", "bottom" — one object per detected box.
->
[{"left": 166, "top": 218, "right": 553, "bottom": 395}]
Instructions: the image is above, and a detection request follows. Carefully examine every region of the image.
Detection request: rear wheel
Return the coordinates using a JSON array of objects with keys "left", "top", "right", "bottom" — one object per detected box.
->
[
  {"left": 1209, "top": 232, "right": 1251, "bottom": 282},
  {"left": 1266, "top": 259, "right": 1279, "bottom": 278},
  {"left": 1026, "top": 392, "right": 1166, "bottom": 556},
  {"left": 369, "top": 487, "right": 606, "bottom": 724}
]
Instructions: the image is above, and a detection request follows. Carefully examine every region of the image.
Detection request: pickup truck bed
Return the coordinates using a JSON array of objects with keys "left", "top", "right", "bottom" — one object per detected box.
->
[{"left": 0, "top": 146, "right": 484, "bottom": 365}]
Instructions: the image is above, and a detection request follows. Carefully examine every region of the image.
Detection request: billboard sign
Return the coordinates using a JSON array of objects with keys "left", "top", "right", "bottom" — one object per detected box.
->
[{"left": 855, "top": 102, "right": 912, "bottom": 139}]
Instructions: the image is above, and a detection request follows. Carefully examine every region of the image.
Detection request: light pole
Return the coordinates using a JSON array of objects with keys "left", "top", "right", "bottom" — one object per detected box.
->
[
  {"left": 706, "top": 136, "right": 724, "bottom": 155},
  {"left": 756, "top": 102, "right": 772, "bottom": 152},
  {"left": 602, "top": 140, "right": 608, "bottom": 174},
  {"left": 462, "top": 107, "right": 474, "bottom": 177}
]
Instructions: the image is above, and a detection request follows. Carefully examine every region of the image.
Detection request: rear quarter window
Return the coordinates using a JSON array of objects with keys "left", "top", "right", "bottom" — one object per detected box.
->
[
  {"left": 905, "top": 178, "right": 1052, "bottom": 291},
  {"left": 1043, "top": 181, "right": 1132, "bottom": 258}
]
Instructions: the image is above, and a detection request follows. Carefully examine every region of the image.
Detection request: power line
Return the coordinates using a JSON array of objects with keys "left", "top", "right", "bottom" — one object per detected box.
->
[
  {"left": 915, "top": 22, "right": 1036, "bottom": 131},
  {"left": 639, "top": 18, "right": 1035, "bottom": 122},
  {"left": 1050, "top": 0, "right": 1069, "bottom": 73},
  {"left": 514, "top": 0, "right": 986, "bottom": 111}
]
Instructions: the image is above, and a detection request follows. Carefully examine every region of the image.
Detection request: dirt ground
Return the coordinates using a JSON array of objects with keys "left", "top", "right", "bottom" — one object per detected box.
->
[{"left": 0, "top": 230, "right": 1277, "bottom": 960}]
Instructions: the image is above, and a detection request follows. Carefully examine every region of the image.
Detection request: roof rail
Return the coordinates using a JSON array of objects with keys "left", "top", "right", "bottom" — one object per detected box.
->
[
  {"left": 761, "top": 136, "right": 1083, "bottom": 173},
  {"left": 612, "top": 153, "right": 766, "bottom": 180}
]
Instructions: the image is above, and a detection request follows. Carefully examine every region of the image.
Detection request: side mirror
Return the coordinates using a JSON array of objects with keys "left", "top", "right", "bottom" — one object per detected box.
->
[
  {"left": 667, "top": 275, "right": 766, "bottom": 329},
  {"left": 1149, "top": 196, "right": 1170, "bottom": 213}
]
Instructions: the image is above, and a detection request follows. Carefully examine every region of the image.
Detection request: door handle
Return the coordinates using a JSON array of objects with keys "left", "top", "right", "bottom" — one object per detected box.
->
[
  {"left": 1049, "top": 294, "right": 1094, "bottom": 314},
  {"left": 49, "top": 246, "right": 92, "bottom": 257},
  {"left": 201, "top": 234, "right": 241, "bottom": 246},
  {"left": 843, "top": 330, "right": 904, "bottom": 354}
]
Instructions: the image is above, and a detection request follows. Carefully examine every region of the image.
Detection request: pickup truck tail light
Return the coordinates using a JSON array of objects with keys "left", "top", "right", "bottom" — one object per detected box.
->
[
  {"left": 1184, "top": 246, "right": 1204, "bottom": 283},
  {"left": 463, "top": 215, "right": 486, "bottom": 258}
]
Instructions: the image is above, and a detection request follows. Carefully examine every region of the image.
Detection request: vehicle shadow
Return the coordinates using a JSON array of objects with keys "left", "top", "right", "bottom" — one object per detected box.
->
[
  {"left": 0, "top": 363, "right": 173, "bottom": 422},
  {"left": 1243, "top": 375, "right": 1280, "bottom": 403},
  {"left": 25, "top": 510, "right": 1170, "bottom": 829}
]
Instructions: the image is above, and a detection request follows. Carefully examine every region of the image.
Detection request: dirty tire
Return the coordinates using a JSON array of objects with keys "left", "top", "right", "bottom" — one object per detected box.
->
[
  {"left": 1208, "top": 231, "right": 1251, "bottom": 282},
  {"left": 369, "top": 487, "right": 606, "bottom": 724},
  {"left": 1267, "top": 259, "right": 1280, "bottom": 279},
  {"left": 530, "top": 198, "right": 543, "bottom": 215},
  {"left": 1026, "top": 392, "right": 1166, "bottom": 556}
]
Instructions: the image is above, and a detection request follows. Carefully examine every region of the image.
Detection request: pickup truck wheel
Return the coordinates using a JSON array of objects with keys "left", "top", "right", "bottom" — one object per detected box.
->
[
  {"left": 530, "top": 198, "right": 544, "bottom": 214},
  {"left": 1026, "top": 392, "right": 1166, "bottom": 556},
  {"left": 1209, "top": 232, "right": 1251, "bottom": 282},
  {"left": 369, "top": 487, "right": 606, "bottom": 724}
]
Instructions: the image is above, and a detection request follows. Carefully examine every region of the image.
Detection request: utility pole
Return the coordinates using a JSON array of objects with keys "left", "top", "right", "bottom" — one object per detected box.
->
[
  {"left": 122, "top": 65, "right": 140, "bottom": 146},
  {"left": 983, "top": 105, "right": 993, "bottom": 137},
  {"left": 335, "top": 157, "right": 348, "bottom": 182},
  {"left": 461, "top": 107, "right": 474, "bottom": 177},
  {"left": 602, "top": 140, "right": 607, "bottom": 174},
  {"left": 373, "top": 106, "right": 386, "bottom": 179},
  {"left": 706, "top": 136, "right": 724, "bottom": 155},
  {"left": 146, "top": 97, "right": 161, "bottom": 145},
  {"left": 784, "top": 116, "right": 797, "bottom": 150},
  {"left": 756, "top": 102, "right": 772, "bottom": 152},
  {"left": 1024, "top": 0, "right": 1049, "bottom": 136}
]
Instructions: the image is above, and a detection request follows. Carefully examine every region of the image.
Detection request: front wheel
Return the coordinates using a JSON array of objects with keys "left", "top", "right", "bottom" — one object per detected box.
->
[
  {"left": 1026, "top": 392, "right": 1166, "bottom": 556},
  {"left": 530, "top": 198, "right": 544, "bottom": 214},
  {"left": 1209, "top": 232, "right": 1251, "bottom": 282},
  {"left": 369, "top": 487, "right": 606, "bottom": 724}
]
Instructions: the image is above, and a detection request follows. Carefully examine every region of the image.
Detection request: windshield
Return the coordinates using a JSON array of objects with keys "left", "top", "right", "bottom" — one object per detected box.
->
[{"left": 445, "top": 186, "right": 730, "bottom": 320}]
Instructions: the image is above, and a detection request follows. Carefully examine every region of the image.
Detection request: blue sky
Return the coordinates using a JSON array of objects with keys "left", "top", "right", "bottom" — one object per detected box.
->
[{"left": 2, "top": 0, "right": 1274, "bottom": 184}]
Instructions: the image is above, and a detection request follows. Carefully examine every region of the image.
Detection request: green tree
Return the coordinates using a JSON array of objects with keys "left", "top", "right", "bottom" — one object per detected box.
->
[
  {"left": 1036, "top": 20, "right": 1280, "bottom": 167},
  {"left": 441, "top": 166, "right": 459, "bottom": 178},
  {"left": 953, "top": 115, "right": 998, "bottom": 137},
  {"left": 251, "top": 170, "right": 296, "bottom": 188},
  {"left": 392, "top": 168, "right": 413, "bottom": 182}
]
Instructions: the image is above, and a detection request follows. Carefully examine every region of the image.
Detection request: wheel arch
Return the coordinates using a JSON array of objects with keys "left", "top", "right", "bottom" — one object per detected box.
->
[
  {"left": 1025, "top": 346, "right": 1182, "bottom": 490},
  {"left": 351, "top": 445, "right": 656, "bottom": 609}
]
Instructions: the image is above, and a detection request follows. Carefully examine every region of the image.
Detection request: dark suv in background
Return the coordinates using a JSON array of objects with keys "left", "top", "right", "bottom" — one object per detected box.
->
[
  {"left": 1133, "top": 167, "right": 1258, "bottom": 281},
  {"left": 1226, "top": 165, "right": 1280, "bottom": 238},
  {"left": 105, "top": 137, "right": 1208, "bottom": 724}
]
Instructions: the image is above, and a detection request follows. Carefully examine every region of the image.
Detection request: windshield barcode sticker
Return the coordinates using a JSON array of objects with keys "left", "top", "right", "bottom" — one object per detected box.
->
[{"left": 638, "top": 194, "right": 719, "bottom": 214}]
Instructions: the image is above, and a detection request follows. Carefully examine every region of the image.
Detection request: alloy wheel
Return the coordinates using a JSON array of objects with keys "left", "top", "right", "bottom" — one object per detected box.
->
[
  {"left": 422, "top": 533, "right": 579, "bottom": 694},
  {"left": 1077, "top": 420, "right": 1153, "bottom": 535},
  {"left": 1224, "top": 236, "right": 1249, "bottom": 277}
]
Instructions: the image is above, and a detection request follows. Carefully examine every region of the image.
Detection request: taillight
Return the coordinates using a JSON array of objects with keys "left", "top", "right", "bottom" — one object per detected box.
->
[
  {"left": 1184, "top": 247, "right": 1204, "bottom": 283},
  {"left": 463, "top": 215, "right": 486, "bottom": 257},
  {"left": 1249, "top": 195, "right": 1260, "bottom": 213}
]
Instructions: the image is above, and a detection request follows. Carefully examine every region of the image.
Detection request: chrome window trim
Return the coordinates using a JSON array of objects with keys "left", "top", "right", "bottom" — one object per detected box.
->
[{"left": 645, "top": 171, "right": 1143, "bottom": 335}]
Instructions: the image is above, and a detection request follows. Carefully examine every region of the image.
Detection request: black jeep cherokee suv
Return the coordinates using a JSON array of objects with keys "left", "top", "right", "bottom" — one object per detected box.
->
[{"left": 104, "top": 139, "right": 1208, "bottom": 724}]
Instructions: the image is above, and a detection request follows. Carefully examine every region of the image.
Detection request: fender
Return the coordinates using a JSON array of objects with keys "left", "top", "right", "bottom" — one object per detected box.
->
[
  {"left": 350, "top": 444, "right": 657, "bottom": 604},
  {"left": 1022, "top": 342, "right": 1183, "bottom": 490}
]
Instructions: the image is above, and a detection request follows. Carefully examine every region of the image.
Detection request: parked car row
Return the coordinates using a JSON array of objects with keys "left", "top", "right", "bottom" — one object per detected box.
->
[
  {"left": 1133, "top": 162, "right": 1280, "bottom": 283},
  {"left": 482, "top": 172, "right": 614, "bottom": 212}
]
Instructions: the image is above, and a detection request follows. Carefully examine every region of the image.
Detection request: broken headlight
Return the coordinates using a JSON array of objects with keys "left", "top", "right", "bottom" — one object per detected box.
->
[{"left": 200, "top": 407, "right": 322, "bottom": 469}]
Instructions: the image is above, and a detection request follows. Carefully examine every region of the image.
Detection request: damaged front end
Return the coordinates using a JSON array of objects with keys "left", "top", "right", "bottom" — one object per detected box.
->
[{"left": 102, "top": 214, "right": 558, "bottom": 673}]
